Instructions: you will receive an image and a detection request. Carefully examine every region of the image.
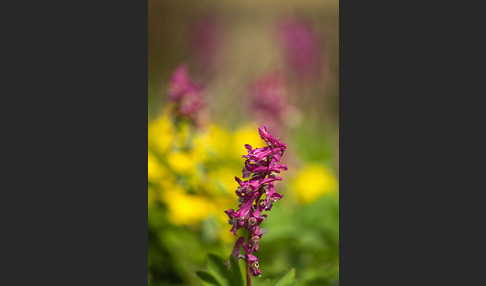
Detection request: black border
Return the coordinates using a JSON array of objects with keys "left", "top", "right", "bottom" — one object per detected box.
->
[{"left": 2, "top": 0, "right": 148, "bottom": 284}]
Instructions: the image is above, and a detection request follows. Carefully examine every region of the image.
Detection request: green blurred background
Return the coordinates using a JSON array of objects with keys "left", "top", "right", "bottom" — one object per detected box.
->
[{"left": 148, "top": 0, "right": 339, "bottom": 285}]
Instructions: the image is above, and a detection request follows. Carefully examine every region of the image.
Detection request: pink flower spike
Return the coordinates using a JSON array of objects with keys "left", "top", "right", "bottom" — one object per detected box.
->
[{"left": 225, "top": 126, "right": 287, "bottom": 276}]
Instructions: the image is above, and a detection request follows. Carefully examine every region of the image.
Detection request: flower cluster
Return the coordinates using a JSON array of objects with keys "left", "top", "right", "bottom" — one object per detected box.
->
[
  {"left": 225, "top": 126, "right": 288, "bottom": 276},
  {"left": 168, "top": 65, "right": 204, "bottom": 126}
]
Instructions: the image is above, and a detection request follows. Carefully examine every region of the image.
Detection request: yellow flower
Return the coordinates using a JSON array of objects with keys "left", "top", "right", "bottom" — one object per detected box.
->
[
  {"left": 192, "top": 130, "right": 212, "bottom": 163},
  {"left": 233, "top": 123, "right": 264, "bottom": 160},
  {"left": 292, "top": 163, "right": 338, "bottom": 204},
  {"left": 220, "top": 227, "right": 237, "bottom": 243},
  {"left": 207, "top": 167, "right": 240, "bottom": 196},
  {"left": 148, "top": 115, "right": 174, "bottom": 155},
  {"left": 204, "top": 124, "right": 233, "bottom": 159},
  {"left": 167, "top": 151, "right": 196, "bottom": 174},
  {"left": 160, "top": 189, "right": 215, "bottom": 225},
  {"left": 148, "top": 151, "right": 165, "bottom": 182}
]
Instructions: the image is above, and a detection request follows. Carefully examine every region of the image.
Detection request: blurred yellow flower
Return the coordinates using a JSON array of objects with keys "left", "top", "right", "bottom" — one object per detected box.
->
[
  {"left": 208, "top": 167, "right": 239, "bottom": 196},
  {"left": 161, "top": 189, "right": 215, "bottom": 225},
  {"left": 233, "top": 123, "right": 263, "bottom": 160},
  {"left": 204, "top": 124, "right": 233, "bottom": 159},
  {"left": 148, "top": 115, "right": 174, "bottom": 155},
  {"left": 148, "top": 151, "right": 164, "bottom": 182},
  {"left": 220, "top": 227, "right": 237, "bottom": 243},
  {"left": 167, "top": 151, "right": 196, "bottom": 174},
  {"left": 292, "top": 163, "right": 338, "bottom": 204},
  {"left": 192, "top": 130, "right": 212, "bottom": 162}
]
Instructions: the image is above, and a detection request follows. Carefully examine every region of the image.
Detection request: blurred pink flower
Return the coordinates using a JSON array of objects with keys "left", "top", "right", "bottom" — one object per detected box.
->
[
  {"left": 277, "top": 17, "right": 324, "bottom": 82},
  {"left": 188, "top": 14, "right": 222, "bottom": 73},
  {"left": 169, "top": 65, "right": 201, "bottom": 101},
  {"left": 250, "top": 74, "right": 292, "bottom": 134},
  {"left": 167, "top": 65, "right": 204, "bottom": 125}
]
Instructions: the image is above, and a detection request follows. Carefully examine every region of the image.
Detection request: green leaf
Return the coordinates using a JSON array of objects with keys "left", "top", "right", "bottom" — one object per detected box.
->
[
  {"left": 196, "top": 271, "right": 222, "bottom": 286},
  {"left": 206, "top": 254, "right": 232, "bottom": 286},
  {"left": 272, "top": 268, "right": 296, "bottom": 286},
  {"left": 252, "top": 277, "right": 272, "bottom": 286},
  {"left": 228, "top": 255, "right": 244, "bottom": 286}
]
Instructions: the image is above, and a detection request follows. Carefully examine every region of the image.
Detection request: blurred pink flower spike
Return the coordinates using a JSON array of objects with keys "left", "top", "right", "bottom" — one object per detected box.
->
[
  {"left": 277, "top": 17, "right": 325, "bottom": 83},
  {"left": 167, "top": 65, "right": 204, "bottom": 126},
  {"left": 169, "top": 65, "right": 201, "bottom": 100},
  {"left": 250, "top": 74, "right": 293, "bottom": 134},
  {"left": 188, "top": 14, "right": 222, "bottom": 73}
]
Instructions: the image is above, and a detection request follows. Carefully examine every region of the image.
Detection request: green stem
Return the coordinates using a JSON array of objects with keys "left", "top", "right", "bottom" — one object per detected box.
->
[
  {"left": 246, "top": 258, "right": 252, "bottom": 286},
  {"left": 246, "top": 229, "right": 252, "bottom": 286}
]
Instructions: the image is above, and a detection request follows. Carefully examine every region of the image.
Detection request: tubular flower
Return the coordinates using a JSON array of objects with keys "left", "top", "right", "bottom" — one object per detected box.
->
[{"left": 225, "top": 126, "right": 288, "bottom": 277}]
